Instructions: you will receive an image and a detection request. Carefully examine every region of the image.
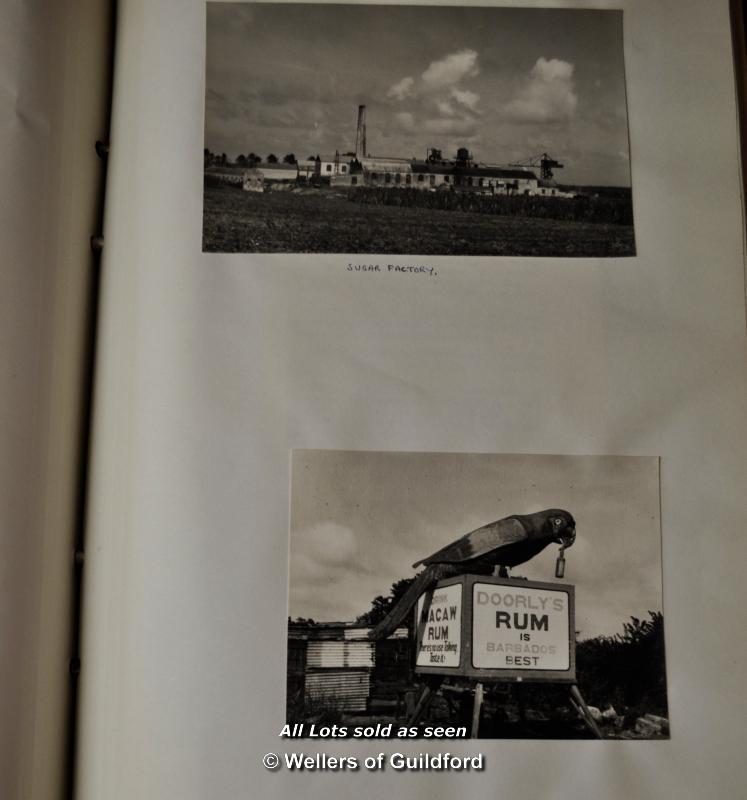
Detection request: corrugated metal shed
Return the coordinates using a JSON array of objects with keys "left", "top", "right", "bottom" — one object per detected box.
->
[
  {"left": 343, "top": 626, "right": 374, "bottom": 640},
  {"left": 307, "top": 640, "right": 374, "bottom": 668},
  {"left": 287, "top": 623, "right": 409, "bottom": 714}
]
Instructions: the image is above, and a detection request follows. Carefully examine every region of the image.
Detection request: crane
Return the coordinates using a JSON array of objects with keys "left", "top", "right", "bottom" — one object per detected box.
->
[{"left": 508, "top": 153, "right": 564, "bottom": 181}]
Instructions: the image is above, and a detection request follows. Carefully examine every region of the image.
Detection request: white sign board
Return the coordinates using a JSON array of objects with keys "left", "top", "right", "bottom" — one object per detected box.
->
[
  {"left": 415, "top": 582, "right": 462, "bottom": 668},
  {"left": 471, "top": 582, "right": 571, "bottom": 671}
]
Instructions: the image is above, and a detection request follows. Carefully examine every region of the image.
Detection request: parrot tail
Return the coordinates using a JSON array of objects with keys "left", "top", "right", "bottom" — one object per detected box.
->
[{"left": 368, "top": 563, "right": 458, "bottom": 641}]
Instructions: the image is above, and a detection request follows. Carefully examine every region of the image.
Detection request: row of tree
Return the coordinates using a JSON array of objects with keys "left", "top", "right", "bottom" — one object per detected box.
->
[{"left": 204, "top": 148, "right": 298, "bottom": 168}]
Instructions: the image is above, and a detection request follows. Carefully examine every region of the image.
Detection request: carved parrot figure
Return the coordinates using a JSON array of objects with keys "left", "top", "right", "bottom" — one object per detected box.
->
[{"left": 369, "top": 508, "right": 576, "bottom": 640}]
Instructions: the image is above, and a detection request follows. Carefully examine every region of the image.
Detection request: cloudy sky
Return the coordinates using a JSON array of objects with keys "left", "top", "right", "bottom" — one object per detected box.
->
[
  {"left": 206, "top": 3, "right": 632, "bottom": 186},
  {"left": 288, "top": 452, "right": 662, "bottom": 640}
]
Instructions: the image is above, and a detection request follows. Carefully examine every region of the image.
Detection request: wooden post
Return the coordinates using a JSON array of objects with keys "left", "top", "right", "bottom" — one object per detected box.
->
[
  {"left": 569, "top": 684, "right": 603, "bottom": 739},
  {"left": 404, "top": 690, "right": 416, "bottom": 718},
  {"left": 471, "top": 682, "right": 484, "bottom": 738},
  {"left": 516, "top": 681, "right": 526, "bottom": 722},
  {"left": 408, "top": 685, "right": 433, "bottom": 725},
  {"left": 407, "top": 676, "right": 443, "bottom": 725}
]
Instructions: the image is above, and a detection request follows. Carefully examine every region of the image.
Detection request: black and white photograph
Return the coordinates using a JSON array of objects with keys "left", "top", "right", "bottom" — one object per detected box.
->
[
  {"left": 204, "top": 3, "right": 636, "bottom": 256},
  {"left": 287, "top": 451, "right": 668, "bottom": 739}
]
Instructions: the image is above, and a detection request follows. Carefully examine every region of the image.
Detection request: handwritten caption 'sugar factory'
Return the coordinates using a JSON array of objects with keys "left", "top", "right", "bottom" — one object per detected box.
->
[{"left": 347, "top": 263, "right": 437, "bottom": 277}]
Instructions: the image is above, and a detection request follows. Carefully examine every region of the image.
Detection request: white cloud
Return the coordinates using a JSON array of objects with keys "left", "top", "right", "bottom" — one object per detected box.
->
[
  {"left": 289, "top": 522, "right": 392, "bottom": 620},
  {"left": 535, "top": 57, "right": 574, "bottom": 82},
  {"left": 451, "top": 88, "right": 480, "bottom": 111},
  {"left": 423, "top": 116, "right": 479, "bottom": 137},
  {"left": 382, "top": 50, "right": 483, "bottom": 152},
  {"left": 422, "top": 49, "right": 479, "bottom": 88},
  {"left": 435, "top": 100, "right": 455, "bottom": 116},
  {"left": 292, "top": 522, "right": 358, "bottom": 569},
  {"left": 504, "top": 57, "right": 578, "bottom": 123},
  {"left": 395, "top": 111, "right": 415, "bottom": 130},
  {"left": 387, "top": 75, "right": 415, "bottom": 101}
]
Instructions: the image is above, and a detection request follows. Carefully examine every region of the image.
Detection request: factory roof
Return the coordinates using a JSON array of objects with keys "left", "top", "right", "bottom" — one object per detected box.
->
[
  {"left": 205, "top": 165, "right": 246, "bottom": 175},
  {"left": 361, "top": 155, "right": 413, "bottom": 164},
  {"left": 411, "top": 162, "right": 538, "bottom": 180},
  {"left": 253, "top": 162, "right": 298, "bottom": 171},
  {"left": 205, "top": 162, "right": 298, "bottom": 173},
  {"left": 299, "top": 155, "right": 356, "bottom": 164}
]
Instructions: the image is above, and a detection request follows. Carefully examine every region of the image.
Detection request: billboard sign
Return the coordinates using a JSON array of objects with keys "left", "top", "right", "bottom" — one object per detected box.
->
[
  {"left": 414, "top": 575, "right": 575, "bottom": 682},
  {"left": 472, "top": 582, "right": 571, "bottom": 671}
]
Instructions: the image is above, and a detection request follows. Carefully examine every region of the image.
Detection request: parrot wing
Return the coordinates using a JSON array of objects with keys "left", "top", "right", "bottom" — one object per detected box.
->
[{"left": 412, "top": 516, "right": 528, "bottom": 567}]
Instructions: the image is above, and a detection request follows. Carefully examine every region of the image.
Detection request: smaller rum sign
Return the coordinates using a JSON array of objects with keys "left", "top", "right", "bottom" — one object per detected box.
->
[{"left": 415, "top": 583, "right": 462, "bottom": 668}]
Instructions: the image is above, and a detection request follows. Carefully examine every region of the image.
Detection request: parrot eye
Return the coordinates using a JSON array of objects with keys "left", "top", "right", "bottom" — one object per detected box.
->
[{"left": 554, "top": 518, "right": 563, "bottom": 527}]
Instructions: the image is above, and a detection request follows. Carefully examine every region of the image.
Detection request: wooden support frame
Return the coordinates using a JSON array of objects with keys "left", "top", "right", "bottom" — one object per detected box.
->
[
  {"left": 408, "top": 574, "right": 603, "bottom": 738},
  {"left": 408, "top": 678, "right": 603, "bottom": 739}
]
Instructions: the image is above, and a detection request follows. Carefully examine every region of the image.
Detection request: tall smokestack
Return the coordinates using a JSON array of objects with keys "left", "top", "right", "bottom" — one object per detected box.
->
[{"left": 355, "top": 105, "right": 366, "bottom": 159}]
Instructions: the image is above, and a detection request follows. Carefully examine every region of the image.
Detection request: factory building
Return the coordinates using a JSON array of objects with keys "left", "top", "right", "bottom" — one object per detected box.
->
[
  {"left": 206, "top": 104, "right": 574, "bottom": 196},
  {"left": 252, "top": 162, "right": 299, "bottom": 182},
  {"left": 361, "top": 157, "right": 541, "bottom": 195},
  {"left": 294, "top": 151, "right": 553, "bottom": 196},
  {"left": 343, "top": 107, "right": 574, "bottom": 197},
  {"left": 298, "top": 153, "right": 352, "bottom": 181},
  {"left": 205, "top": 161, "right": 298, "bottom": 189}
]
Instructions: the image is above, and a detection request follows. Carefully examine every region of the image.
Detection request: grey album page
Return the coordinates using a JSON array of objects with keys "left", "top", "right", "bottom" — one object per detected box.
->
[{"left": 77, "top": 1, "right": 747, "bottom": 798}]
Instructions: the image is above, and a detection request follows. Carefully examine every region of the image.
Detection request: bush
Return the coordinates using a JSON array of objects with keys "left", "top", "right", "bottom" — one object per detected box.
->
[
  {"left": 576, "top": 611, "right": 668, "bottom": 716},
  {"left": 203, "top": 174, "right": 243, "bottom": 190},
  {"left": 346, "top": 186, "right": 634, "bottom": 226},
  {"left": 286, "top": 689, "right": 347, "bottom": 725}
]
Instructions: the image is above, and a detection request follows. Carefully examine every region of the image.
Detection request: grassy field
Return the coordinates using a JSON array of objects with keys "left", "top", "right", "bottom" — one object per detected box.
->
[{"left": 203, "top": 185, "right": 636, "bottom": 257}]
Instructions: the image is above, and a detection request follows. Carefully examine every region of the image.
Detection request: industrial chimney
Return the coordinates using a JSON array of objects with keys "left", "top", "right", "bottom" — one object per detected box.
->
[{"left": 355, "top": 105, "right": 367, "bottom": 159}]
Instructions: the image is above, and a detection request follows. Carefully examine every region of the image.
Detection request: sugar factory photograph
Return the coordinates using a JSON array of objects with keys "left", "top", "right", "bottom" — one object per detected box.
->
[{"left": 203, "top": 3, "right": 636, "bottom": 257}]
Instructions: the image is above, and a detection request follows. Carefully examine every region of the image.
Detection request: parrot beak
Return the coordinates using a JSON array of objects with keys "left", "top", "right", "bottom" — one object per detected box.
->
[{"left": 556, "top": 527, "right": 576, "bottom": 548}]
